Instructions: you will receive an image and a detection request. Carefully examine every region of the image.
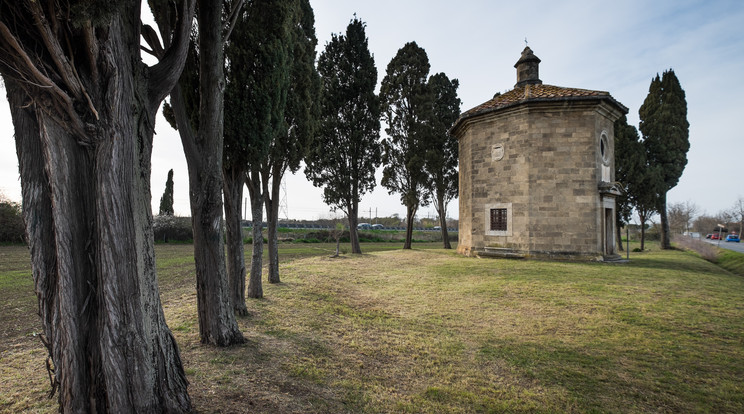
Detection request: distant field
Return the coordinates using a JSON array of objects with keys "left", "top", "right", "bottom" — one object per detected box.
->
[{"left": 2, "top": 242, "right": 743, "bottom": 413}]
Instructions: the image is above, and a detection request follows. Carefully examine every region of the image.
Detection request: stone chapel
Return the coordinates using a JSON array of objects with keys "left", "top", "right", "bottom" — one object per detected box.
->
[{"left": 452, "top": 47, "right": 627, "bottom": 260}]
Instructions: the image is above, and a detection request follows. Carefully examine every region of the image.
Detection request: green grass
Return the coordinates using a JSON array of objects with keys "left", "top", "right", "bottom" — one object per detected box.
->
[
  {"left": 717, "top": 248, "right": 744, "bottom": 276},
  {"left": 1, "top": 242, "right": 743, "bottom": 413}
]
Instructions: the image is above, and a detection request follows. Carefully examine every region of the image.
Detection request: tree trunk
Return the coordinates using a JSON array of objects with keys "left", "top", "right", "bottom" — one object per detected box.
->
[
  {"left": 659, "top": 193, "right": 671, "bottom": 249},
  {"left": 246, "top": 171, "right": 264, "bottom": 299},
  {"left": 264, "top": 167, "right": 282, "bottom": 284},
  {"left": 639, "top": 212, "right": 647, "bottom": 251},
  {"left": 348, "top": 200, "right": 362, "bottom": 254},
  {"left": 615, "top": 219, "right": 625, "bottom": 252},
  {"left": 169, "top": 3, "right": 244, "bottom": 346},
  {"left": 404, "top": 204, "right": 417, "bottom": 249},
  {"left": 223, "top": 166, "right": 248, "bottom": 315},
  {"left": 6, "top": 60, "right": 190, "bottom": 413},
  {"left": 435, "top": 192, "right": 451, "bottom": 249}
]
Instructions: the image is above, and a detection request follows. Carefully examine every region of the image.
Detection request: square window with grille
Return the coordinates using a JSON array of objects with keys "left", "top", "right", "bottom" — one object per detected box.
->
[{"left": 490, "top": 208, "right": 507, "bottom": 231}]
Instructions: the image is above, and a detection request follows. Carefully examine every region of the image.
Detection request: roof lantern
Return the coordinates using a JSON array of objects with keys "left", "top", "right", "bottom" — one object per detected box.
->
[{"left": 514, "top": 46, "right": 542, "bottom": 88}]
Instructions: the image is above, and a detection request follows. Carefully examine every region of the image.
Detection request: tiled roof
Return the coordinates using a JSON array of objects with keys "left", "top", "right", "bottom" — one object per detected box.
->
[{"left": 453, "top": 83, "right": 628, "bottom": 132}]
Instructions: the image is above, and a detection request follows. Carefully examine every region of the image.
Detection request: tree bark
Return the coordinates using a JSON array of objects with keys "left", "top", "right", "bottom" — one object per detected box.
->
[
  {"left": 404, "top": 204, "right": 417, "bottom": 249},
  {"left": 264, "top": 166, "right": 282, "bottom": 284},
  {"left": 223, "top": 166, "right": 248, "bottom": 315},
  {"left": 639, "top": 212, "right": 647, "bottom": 251},
  {"left": 348, "top": 201, "right": 362, "bottom": 254},
  {"left": 4, "top": 11, "right": 191, "bottom": 408},
  {"left": 435, "top": 192, "right": 452, "bottom": 249},
  {"left": 169, "top": 2, "right": 244, "bottom": 346},
  {"left": 246, "top": 170, "right": 264, "bottom": 298},
  {"left": 616, "top": 220, "right": 625, "bottom": 252}
]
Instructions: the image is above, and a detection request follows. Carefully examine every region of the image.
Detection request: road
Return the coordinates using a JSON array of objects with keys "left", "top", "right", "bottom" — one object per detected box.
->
[{"left": 705, "top": 238, "right": 744, "bottom": 254}]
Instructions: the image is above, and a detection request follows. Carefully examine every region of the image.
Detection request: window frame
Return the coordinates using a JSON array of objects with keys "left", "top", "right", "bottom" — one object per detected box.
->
[{"left": 485, "top": 203, "right": 512, "bottom": 236}]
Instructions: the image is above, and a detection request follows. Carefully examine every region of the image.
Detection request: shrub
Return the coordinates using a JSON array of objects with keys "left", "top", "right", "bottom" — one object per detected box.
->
[
  {"left": 153, "top": 215, "right": 193, "bottom": 243},
  {"left": 674, "top": 235, "right": 719, "bottom": 262},
  {"left": 0, "top": 196, "right": 25, "bottom": 244}
]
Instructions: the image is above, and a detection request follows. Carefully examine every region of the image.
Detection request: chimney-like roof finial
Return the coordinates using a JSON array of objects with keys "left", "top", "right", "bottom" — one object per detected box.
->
[{"left": 514, "top": 46, "right": 542, "bottom": 88}]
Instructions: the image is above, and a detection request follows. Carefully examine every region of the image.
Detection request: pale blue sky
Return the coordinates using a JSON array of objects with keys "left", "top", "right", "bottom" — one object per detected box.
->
[{"left": 1, "top": 0, "right": 742, "bottom": 222}]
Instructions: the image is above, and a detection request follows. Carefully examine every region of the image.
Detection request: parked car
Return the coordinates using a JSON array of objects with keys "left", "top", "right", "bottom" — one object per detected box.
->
[
  {"left": 371, "top": 224, "right": 384, "bottom": 229},
  {"left": 726, "top": 234, "right": 740, "bottom": 242},
  {"left": 705, "top": 234, "right": 713, "bottom": 239},
  {"left": 357, "top": 223, "right": 371, "bottom": 230},
  {"left": 711, "top": 233, "right": 721, "bottom": 240}
]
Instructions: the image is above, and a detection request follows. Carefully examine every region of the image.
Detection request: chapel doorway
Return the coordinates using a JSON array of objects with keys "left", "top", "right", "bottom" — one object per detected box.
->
[{"left": 604, "top": 208, "right": 615, "bottom": 256}]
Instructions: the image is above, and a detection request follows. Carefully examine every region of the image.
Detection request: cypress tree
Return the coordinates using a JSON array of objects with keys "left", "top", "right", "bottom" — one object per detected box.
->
[
  {"left": 224, "top": 0, "right": 293, "bottom": 299},
  {"left": 380, "top": 42, "right": 432, "bottom": 249},
  {"left": 423, "top": 72, "right": 461, "bottom": 249},
  {"left": 262, "top": 0, "right": 320, "bottom": 284},
  {"left": 158, "top": 169, "right": 175, "bottom": 216},
  {"left": 639, "top": 69, "right": 690, "bottom": 249},
  {"left": 305, "top": 16, "right": 381, "bottom": 254}
]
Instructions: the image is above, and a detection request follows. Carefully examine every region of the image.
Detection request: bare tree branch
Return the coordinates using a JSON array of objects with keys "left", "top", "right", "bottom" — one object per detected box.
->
[
  {"left": 141, "top": 24, "right": 165, "bottom": 59},
  {"left": 0, "top": 20, "right": 86, "bottom": 137},
  {"left": 223, "top": 0, "right": 246, "bottom": 44},
  {"left": 28, "top": 0, "right": 83, "bottom": 98}
]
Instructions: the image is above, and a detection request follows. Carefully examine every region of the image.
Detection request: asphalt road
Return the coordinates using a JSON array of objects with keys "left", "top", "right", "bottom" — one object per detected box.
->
[{"left": 705, "top": 238, "right": 744, "bottom": 253}]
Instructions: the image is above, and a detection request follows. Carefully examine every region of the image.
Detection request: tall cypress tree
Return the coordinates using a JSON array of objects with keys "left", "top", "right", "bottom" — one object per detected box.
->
[
  {"left": 157, "top": 0, "right": 245, "bottom": 345},
  {"left": 380, "top": 42, "right": 432, "bottom": 249},
  {"left": 639, "top": 69, "right": 690, "bottom": 249},
  {"left": 159, "top": 169, "right": 175, "bottom": 216},
  {"left": 224, "top": 0, "right": 292, "bottom": 300},
  {"left": 305, "top": 17, "right": 381, "bottom": 254},
  {"left": 262, "top": 0, "right": 319, "bottom": 284},
  {"left": 423, "top": 72, "right": 461, "bottom": 249}
]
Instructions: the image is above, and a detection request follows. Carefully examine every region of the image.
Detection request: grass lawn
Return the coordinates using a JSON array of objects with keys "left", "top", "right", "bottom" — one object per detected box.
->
[{"left": 1, "top": 241, "right": 743, "bottom": 413}]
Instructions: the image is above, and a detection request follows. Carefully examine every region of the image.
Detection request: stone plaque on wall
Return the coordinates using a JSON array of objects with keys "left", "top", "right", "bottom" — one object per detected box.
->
[{"left": 491, "top": 144, "right": 504, "bottom": 161}]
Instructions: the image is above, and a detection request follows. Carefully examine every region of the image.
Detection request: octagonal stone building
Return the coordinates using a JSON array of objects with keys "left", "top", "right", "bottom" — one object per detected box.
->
[{"left": 452, "top": 47, "right": 627, "bottom": 260}]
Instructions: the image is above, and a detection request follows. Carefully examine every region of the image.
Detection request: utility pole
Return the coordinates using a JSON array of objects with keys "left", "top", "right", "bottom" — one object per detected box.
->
[{"left": 279, "top": 179, "right": 289, "bottom": 221}]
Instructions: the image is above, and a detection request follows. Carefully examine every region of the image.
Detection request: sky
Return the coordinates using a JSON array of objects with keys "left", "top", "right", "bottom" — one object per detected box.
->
[{"left": 1, "top": 0, "right": 743, "bottom": 223}]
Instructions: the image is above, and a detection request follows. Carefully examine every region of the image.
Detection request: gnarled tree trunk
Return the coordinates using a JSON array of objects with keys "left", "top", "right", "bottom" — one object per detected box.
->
[{"left": 1, "top": 1, "right": 194, "bottom": 409}]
